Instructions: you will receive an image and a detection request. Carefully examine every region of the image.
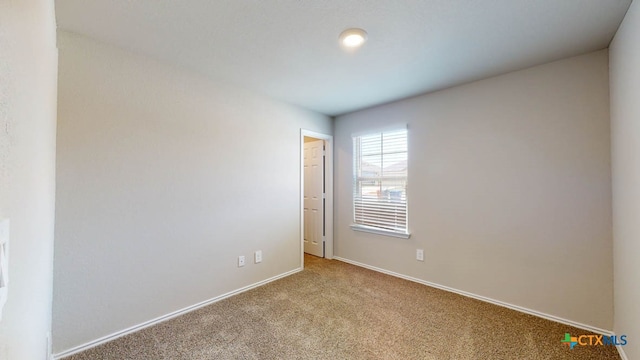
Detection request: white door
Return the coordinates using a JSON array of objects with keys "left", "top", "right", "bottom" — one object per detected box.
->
[{"left": 304, "top": 139, "right": 324, "bottom": 257}]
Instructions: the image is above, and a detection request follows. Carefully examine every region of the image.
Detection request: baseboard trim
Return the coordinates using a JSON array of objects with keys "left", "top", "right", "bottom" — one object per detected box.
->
[
  {"left": 616, "top": 345, "right": 629, "bottom": 360},
  {"left": 53, "top": 267, "right": 303, "bottom": 359},
  {"left": 333, "top": 257, "right": 614, "bottom": 336}
]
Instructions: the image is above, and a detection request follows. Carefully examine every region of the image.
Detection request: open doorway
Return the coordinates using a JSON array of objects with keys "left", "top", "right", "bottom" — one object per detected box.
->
[{"left": 300, "top": 130, "right": 333, "bottom": 267}]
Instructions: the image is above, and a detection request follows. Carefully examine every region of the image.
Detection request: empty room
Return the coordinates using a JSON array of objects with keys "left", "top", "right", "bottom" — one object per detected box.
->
[{"left": 1, "top": 0, "right": 639, "bottom": 359}]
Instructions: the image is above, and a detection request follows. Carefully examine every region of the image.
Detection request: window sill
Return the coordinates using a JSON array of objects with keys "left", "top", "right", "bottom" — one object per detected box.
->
[{"left": 350, "top": 224, "right": 411, "bottom": 239}]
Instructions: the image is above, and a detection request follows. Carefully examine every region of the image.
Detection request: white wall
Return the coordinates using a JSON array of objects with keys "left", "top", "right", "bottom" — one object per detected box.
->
[
  {"left": 53, "top": 31, "right": 331, "bottom": 353},
  {"left": 610, "top": 1, "right": 640, "bottom": 358},
  {"left": 0, "top": 1, "right": 58, "bottom": 359},
  {"left": 335, "top": 50, "right": 613, "bottom": 330}
]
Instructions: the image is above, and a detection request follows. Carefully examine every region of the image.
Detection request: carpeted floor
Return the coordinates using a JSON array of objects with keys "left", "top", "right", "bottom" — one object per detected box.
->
[{"left": 65, "top": 254, "right": 620, "bottom": 359}]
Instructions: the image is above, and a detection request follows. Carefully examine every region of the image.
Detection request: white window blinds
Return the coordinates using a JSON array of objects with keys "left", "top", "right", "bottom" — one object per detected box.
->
[{"left": 353, "top": 129, "right": 408, "bottom": 235}]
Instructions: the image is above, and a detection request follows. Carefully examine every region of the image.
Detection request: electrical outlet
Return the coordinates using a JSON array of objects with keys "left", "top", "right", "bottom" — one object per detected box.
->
[
  {"left": 416, "top": 249, "right": 424, "bottom": 262},
  {"left": 238, "top": 255, "right": 245, "bottom": 267},
  {"left": 254, "top": 250, "right": 262, "bottom": 264}
]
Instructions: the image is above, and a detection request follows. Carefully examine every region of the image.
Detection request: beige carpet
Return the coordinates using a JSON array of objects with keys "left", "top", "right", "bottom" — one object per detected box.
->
[{"left": 65, "top": 254, "right": 620, "bottom": 359}]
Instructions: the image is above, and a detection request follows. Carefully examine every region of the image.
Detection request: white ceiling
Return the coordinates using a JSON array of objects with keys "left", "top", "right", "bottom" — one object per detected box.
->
[{"left": 55, "top": 0, "right": 632, "bottom": 116}]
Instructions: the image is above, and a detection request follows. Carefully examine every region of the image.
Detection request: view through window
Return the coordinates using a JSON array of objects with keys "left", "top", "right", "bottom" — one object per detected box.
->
[{"left": 353, "top": 129, "right": 408, "bottom": 235}]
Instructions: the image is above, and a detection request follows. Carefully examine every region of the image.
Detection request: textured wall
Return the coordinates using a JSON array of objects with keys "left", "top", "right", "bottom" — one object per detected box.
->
[
  {"left": 0, "top": 0, "right": 58, "bottom": 359},
  {"left": 53, "top": 31, "right": 331, "bottom": 353},
  {"left": 335, "top": 50, "right": 613, "bottom": 331},
  {"left": 610, "top": 1, "right": 640, "bottom": 359}
]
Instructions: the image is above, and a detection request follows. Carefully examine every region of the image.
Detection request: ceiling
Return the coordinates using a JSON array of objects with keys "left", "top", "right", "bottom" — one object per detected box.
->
[{"left": 55, "top": 0, "right": 632, "bottom": 116}]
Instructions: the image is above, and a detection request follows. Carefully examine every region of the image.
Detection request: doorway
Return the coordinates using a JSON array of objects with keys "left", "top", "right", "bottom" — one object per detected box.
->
[{"left": 300, "top": 130, "right": 333, "bottom": 266}]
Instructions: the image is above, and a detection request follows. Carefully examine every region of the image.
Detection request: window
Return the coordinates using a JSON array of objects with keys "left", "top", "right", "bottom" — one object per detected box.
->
[{"left": 352, "top": 128, "right": 409, "bottom": 238}]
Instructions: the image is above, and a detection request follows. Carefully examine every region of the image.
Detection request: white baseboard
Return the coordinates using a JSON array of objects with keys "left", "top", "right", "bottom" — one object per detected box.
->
[
  {"left": 617, "top": 345, "right": 629, "bottom": 360},
  {"left": 333, "top": 256, "right": 614, "bottom": 336},
  {"left": 53, "top": 268, "right": 303, "bottom": 359},
  {"left": 55, "top": 259, "right": 628, "bottom": 359}
]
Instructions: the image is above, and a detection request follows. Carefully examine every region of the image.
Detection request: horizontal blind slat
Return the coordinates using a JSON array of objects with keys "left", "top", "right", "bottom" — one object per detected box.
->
[{"left": 353, "top": 129, "right": 408, "bottom": 233}]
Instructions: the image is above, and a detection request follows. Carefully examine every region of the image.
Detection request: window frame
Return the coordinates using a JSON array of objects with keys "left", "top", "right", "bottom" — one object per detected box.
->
[{"left": 351, "top": 128, "right": 410, "bottom": 239}]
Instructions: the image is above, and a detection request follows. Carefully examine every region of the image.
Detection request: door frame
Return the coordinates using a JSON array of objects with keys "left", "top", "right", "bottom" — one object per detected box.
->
[{"left": 300, "top": 129, "right": 334, "bottom": 265}]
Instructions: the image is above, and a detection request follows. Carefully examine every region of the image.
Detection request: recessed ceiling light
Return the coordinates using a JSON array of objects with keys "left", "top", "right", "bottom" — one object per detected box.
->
[{"left": 339, "top": 28, "right": 367, "bottom": 49}]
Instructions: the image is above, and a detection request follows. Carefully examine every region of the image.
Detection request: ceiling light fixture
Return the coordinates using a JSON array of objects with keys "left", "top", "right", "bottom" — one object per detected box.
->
[{"left": 339, "top": 28, "right": 367, "bottom": 49}]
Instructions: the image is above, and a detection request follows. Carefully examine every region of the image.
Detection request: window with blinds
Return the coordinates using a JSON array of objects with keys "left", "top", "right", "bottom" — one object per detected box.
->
[{"left": 353, "top": 129, "right": 408, "bottom": 236}]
